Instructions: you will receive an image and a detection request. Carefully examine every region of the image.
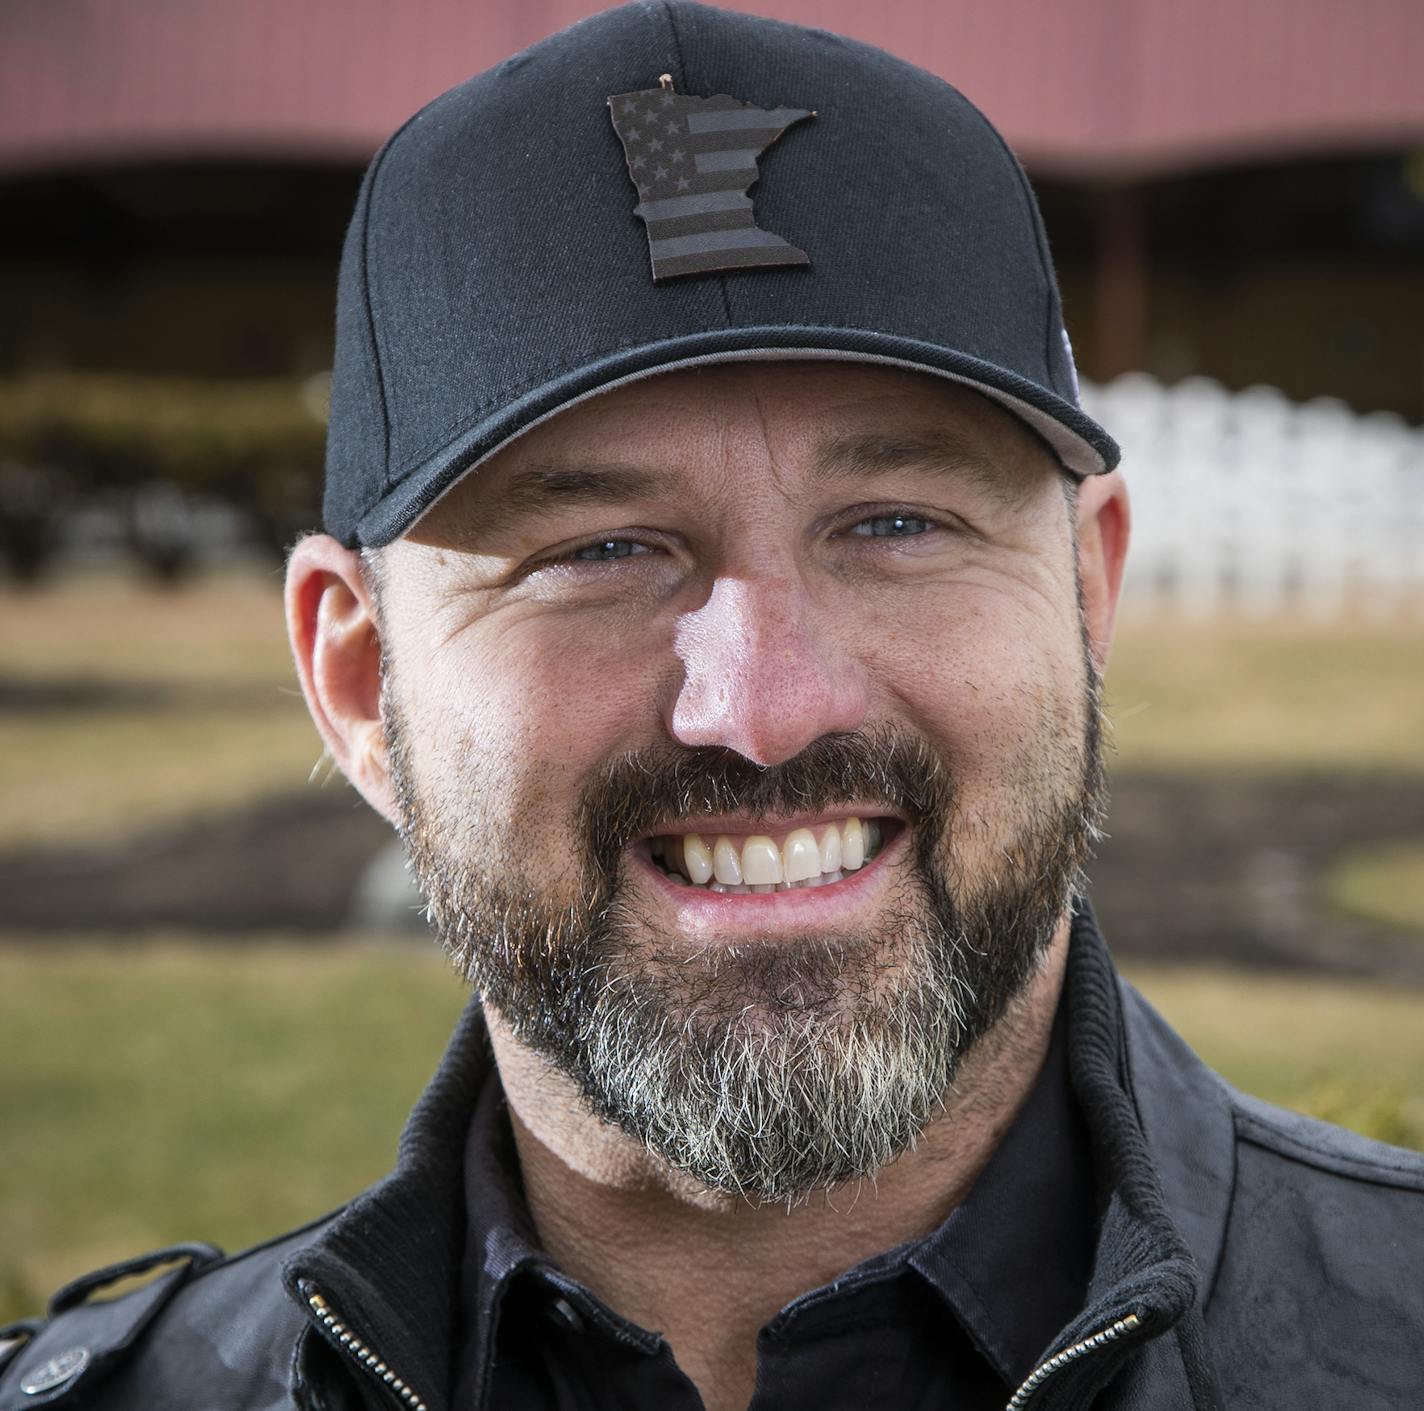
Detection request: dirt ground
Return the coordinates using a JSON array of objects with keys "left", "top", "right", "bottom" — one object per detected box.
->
[{"left": 5, "top": 771, "right": 1423, "bottom": 981}]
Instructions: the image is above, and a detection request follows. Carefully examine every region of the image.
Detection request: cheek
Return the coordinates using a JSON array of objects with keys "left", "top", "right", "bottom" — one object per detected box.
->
[
  {"left": 868, "top": 585, "right": 1087, "bottom": 851},
  {"left": 397, "top": 615, "right": 666, "bottom": 848}
]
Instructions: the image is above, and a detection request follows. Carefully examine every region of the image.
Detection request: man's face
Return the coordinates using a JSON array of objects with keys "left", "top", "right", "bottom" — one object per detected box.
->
[{"left": 374, "top": 363, "right": 1106, "bottom": 1202}]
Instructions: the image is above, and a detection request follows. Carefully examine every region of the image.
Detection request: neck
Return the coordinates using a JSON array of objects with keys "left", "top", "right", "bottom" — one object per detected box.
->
[{"left": 485, "top": 919, "right": 1070, "bottom": 1411}]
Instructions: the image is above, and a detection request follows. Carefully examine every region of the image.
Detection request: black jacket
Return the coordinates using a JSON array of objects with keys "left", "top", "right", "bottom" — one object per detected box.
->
[{"left": 3, "top": 905, "right": 1422, "bottom": 1410}]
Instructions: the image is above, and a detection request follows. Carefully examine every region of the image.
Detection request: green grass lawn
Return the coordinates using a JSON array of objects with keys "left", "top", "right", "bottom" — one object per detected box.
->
[
  {"left": 1, "top": 576, "right": 324, "bottom": 848},
  {"left": 1, "top": 940, "right": 1420, "bottom": 1325},
  {"left": 1105, "top": 612, "right": 1424, "bottom": 775},
  {"left": 1325, "top": 840, "right": 1424, "bottom": 934},
  {"left": 0, "top": 941, "right": 469, "bottom": 1323}
]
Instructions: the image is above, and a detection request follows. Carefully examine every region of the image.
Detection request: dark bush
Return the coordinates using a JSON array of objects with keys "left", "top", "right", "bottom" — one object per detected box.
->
[{"left": 0, "top": 375, "right": 327, "bottom": 580}]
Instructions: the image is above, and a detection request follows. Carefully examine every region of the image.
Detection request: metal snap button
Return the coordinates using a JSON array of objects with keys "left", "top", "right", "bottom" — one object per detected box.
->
[
  {"left": 547, "top": 1296, "right": 585, "bottom": 1331},
  {"left": 21, "top": 1345, "right": 90, "bottom": 1395}
]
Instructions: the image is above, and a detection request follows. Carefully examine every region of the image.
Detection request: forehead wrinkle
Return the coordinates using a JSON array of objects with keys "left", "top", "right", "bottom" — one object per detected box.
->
[
  {"left": 811, "top": 427, "right": 1040, "bottom": 512},
  {"left": 745, "top": 382, "right": 800, "bottom": 504}
]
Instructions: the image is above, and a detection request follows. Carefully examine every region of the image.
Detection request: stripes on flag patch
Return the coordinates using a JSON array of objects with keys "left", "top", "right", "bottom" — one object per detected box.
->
[{"left": 608, "top": 80, "right": 813, "bottom": 282}]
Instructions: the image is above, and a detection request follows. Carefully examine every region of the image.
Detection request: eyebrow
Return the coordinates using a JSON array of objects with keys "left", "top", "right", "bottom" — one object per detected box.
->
[
  {"left": 811, "top": 428, "right": 1038, "bottom": 510},
  {"left": 477, "top": 425, "right": 1035, "bottom": 534},
  {"left": 475, "top": 462, "right": 667, "bottom": 535}
]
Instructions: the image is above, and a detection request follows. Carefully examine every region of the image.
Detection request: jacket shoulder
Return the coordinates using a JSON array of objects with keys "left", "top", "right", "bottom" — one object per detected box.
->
[
  {"left": 1228, "top": 1086, "right": 1424, "bottom": 1190},
  {"left": 1210, "top": 1084, "right": 1424, "bottom": 1407},
  {"left": 1118, "top": 973, "right": 1424, "bottom": 1405},
  {"left": 0, "top": 1213, "right": 339, "bottom": 1409}
]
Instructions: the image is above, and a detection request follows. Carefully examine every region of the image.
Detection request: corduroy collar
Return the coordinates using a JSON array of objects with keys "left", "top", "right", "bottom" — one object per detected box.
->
[
  {"left": 281, "top": 993, "right": 493, "bottom": 1411},
  {"left": 281, "top": 899, "right": 1225, "bottom": 1410}
]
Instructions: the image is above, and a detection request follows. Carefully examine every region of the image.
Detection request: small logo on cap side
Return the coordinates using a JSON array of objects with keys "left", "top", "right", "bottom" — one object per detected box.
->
[{"left": 608, "top": 77, "right": 813, "bottom": 282}]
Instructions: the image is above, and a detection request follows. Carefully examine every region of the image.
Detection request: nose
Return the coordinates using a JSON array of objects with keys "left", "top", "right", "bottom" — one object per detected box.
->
[{"left": 668, "top": 572, "right": 870, "bottom": 766}]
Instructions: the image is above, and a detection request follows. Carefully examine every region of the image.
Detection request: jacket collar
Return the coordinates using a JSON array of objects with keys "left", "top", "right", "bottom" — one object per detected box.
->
[
  {"left": 1115, "top": 954, "right": 1237, "bottom": 1307},
  {"left": 1040, "top": 901, "right": 1225, "bottom": 1407},
  {"left": 282, "top": 899, "right": 1232, "bottom": 1410},
  {"left": 282, "top": 994, "right": 492, "bottom": 1411}
]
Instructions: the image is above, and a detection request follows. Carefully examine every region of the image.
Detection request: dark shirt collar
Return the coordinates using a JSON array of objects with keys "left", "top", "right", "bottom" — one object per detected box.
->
[
  {"left": 909, "top": 993, "right": 1097, "bottom": 1386},
  {"left": 460, "top": 1075, "right": 541, "bottom": 1322},
  {"left": 455, "top": 963, "right": 1096, "bottom": 1399}
]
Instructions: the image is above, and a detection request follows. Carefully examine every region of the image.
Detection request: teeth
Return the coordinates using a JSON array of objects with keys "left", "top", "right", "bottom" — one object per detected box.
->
[
  {"left": 782, "top": 828, "right": 821, "bottom": 884},
  {"left": 653, "top": 816, "right": 886, "bottom": 892},
  {"left": 741, "top": 836, "right": 784, "bottom": 886},
  {"left": 682, "top": 834, "right": 714, "bottom": 885},
  {"left": 712, "top": 836, "right": 743, "bottom": 885},
  {"left": 842, "top": 818, "right": 865, "bottom": 871}
]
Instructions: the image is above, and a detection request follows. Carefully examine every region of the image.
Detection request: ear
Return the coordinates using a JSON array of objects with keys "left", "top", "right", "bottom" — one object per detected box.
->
[
  {"left": 284, "top": 534, "right": 398, "bottom": 826},
  {"left": 1074, "top": 470, "right": 1131, "bottom": 674}
]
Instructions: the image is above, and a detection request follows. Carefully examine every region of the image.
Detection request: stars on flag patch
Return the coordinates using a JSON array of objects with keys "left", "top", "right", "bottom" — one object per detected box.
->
[{"left": 608, "top": 78, "right": 813, "bottom": 282}]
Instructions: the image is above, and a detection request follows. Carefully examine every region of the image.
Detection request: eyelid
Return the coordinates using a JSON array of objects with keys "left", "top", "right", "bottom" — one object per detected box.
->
[{"left": 830, "top": 503, "right": 962, "bottom": 537}]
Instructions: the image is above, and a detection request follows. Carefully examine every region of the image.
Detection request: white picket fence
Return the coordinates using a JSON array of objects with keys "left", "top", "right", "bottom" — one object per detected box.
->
[{"left": 1079, "top": 375, "right": 1424, "bottom": 618}]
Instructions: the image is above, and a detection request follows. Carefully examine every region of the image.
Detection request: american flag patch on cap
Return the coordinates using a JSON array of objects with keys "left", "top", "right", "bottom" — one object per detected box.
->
[{"left": 608, "top": 79, "right": 813, "bottom": 282}]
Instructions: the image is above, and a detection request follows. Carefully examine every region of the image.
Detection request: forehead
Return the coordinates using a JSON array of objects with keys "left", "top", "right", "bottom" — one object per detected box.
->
[{"left": 409, "top": 360, "right": 1063, "bottom": 541}]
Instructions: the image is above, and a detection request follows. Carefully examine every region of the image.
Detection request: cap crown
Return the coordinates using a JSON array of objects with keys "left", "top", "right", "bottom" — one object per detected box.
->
[{"left": 324, "top": 0, "right": 1106, "bottom": 546}]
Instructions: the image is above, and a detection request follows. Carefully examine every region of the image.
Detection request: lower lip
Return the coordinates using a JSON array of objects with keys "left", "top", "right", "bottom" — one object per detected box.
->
[{"left": 633, "top": 823, "right": 908, "bottom": 936}]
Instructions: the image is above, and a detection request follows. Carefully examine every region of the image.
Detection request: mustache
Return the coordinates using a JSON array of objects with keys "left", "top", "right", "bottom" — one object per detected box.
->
[{"left": 576, "top": 725, "right": 955, "bottom": 868}]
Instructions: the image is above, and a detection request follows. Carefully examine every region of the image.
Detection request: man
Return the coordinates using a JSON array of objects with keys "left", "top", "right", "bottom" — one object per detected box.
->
[{"left": 3, "top": 3, "right": 1420, "bottom": 1408}]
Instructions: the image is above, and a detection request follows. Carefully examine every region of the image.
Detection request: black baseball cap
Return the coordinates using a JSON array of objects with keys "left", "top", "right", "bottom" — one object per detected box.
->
[{"left": 323, "top": 0, "right": 1119, "bottom": 548}]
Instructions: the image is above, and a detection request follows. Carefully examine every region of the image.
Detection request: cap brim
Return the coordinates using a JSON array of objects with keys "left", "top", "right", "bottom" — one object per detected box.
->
[{"left": 353, "top": 326, "right": 1119, "bottom": 546}]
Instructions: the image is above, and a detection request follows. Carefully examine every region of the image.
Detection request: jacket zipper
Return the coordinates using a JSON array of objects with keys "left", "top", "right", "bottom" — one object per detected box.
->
[
  {"left": 1004, "top": 1311, "right": 1142, "bottom": 1411},
  {"left": 305, "top": 1289, "right": 430, "bottom": 1411},
  {"left": 306, "top": 1284, "right": 1136, "bottom": 1411}
]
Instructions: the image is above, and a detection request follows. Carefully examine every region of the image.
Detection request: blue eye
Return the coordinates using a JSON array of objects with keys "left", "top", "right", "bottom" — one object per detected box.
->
[
  {"left": 572, "top": 539, "right": 650, "bottom": 561},
  {"left": 851, "top": 514, "right": 932, "bottom": 537}
]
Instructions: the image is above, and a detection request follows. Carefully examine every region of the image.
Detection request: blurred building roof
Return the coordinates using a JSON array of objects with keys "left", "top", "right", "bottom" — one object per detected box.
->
[{"left": 3, "top": 0, "right": 1423, "bottom": 178}]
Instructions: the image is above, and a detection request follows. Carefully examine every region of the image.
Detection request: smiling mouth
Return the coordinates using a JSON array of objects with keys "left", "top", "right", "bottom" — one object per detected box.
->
[{"left": 645, "top": 816, "right": 896, "bottom": 894}]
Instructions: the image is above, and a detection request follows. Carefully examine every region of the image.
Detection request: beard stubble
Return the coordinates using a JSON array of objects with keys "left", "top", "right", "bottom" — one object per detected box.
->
[{"left": 386, "top": 630, "right": 1106, "bottom": 1204}]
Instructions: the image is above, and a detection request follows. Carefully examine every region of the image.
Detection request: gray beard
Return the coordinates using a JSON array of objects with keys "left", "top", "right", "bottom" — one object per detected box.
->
[{"left": 388, "top": 652, "right": 1105, "bottom": 1204}]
